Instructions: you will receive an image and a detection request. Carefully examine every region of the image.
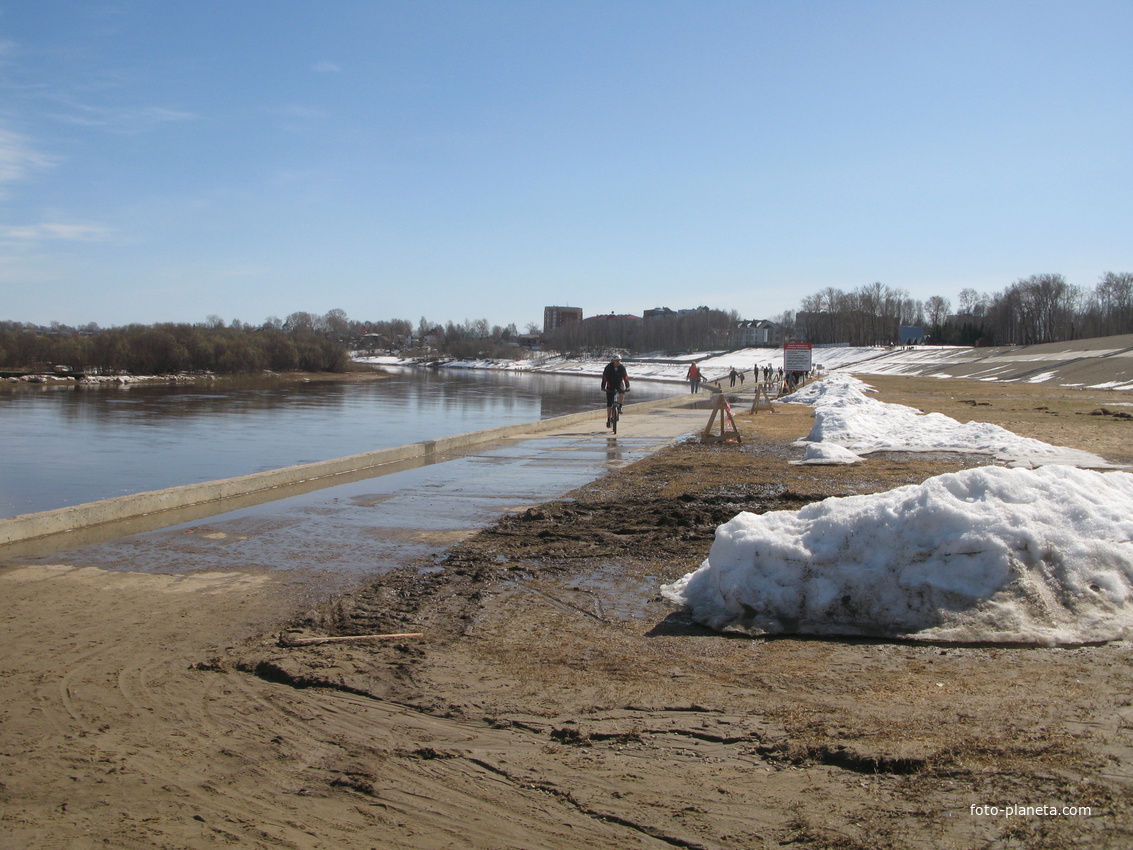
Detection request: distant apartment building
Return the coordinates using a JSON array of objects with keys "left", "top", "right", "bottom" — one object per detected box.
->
[
  {"left": 644, "top": 306, "right": 711, "bottom": 321},
  {"left": 732, "top": 319, "right": 784, "bottom": 347},
  {"left": 543, "top": 306, "right": 583, "bottom": 335}
]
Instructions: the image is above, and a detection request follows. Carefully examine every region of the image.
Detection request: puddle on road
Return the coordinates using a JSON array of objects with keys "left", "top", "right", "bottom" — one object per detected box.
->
[
  {"left": 568, "top": 566, "right": 668, "bottom": 621},
  {"left": 496, "top": 562, "right": 667, "bottom": 625}
]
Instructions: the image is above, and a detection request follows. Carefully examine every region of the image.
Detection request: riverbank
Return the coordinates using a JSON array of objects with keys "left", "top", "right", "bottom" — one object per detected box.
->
[
  {"left": 2, "top": 375, "right": 1131, "bottom": 848},
  {"left": 1, "top": 365, "right": 392, "bottom": 388},
  {"left": 357, "top": 332, "right": 1133, "bottom": 391}
]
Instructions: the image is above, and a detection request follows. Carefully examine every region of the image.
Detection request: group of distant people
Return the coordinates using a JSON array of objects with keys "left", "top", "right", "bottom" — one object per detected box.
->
[
  {"left": 602, "top": 354, "right": 816, "bottom": 428},
  {"left": 683, "top": 361, "right": 796, "bottom": 394}
]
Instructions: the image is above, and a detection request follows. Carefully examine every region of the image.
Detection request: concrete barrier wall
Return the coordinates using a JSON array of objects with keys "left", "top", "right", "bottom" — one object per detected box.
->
[{"left": 0, "top": 394, "right": 695, "bottom": 547}]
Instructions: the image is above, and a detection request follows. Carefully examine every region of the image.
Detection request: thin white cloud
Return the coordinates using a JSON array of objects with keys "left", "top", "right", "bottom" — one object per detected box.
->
[
  {"left": 267, "top": 103, "right": 327, "bottom": 135},
  {"left": 311, "top": 60, "right": 342, "bottom": 73},
  {"left": 46, "top": 102, "right": 197, "bottom": 134},
  {"left": 0, "top": 36, "right": 195, "bottom": 137},
  {"left": 0, "top": 222, "right": 111, "bottom": 243},
  {"left": 133, "top": 105, "right": 195, "bottom": 124},
  {"left": 0, "top": 126, "right": 54, "bottom": 194}
]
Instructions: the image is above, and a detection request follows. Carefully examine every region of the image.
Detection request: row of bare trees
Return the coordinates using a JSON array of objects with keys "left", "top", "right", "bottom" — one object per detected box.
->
[
  {"left": 0, "top": 321, "right": 349, "bottom": 375},
  {"left": 949, "top": 272, "right": 1133, "bottom": 345},
  {"left": 794, "top": 282, "right": 924, "bottom": 346},
  {"left": 419, "top": 318, "right": 526, "bottom": 359},
  {"left": 789, "top": 272, "right": 1133, "bottom": 346},
  {"left": 0, "top": 309, "right": 535, "bottom": 374}
]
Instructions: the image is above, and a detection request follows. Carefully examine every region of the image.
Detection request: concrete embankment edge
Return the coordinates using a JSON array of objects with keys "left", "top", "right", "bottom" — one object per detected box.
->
[{"left": 1, "top": 394, "right": 696, "bottom": 547}]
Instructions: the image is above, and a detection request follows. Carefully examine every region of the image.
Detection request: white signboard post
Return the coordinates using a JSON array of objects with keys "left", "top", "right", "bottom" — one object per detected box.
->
[{"left": 783, "top": 342, "right": 813, "bottom": 373}]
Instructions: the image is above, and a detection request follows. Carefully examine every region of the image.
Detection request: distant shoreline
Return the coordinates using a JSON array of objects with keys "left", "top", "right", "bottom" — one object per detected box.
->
[{"left": 1, "top": 366, "right": 393, "bottom": 388}]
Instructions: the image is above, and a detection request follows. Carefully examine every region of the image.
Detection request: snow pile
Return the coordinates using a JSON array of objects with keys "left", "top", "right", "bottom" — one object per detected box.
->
[
  {"left": 784, "top": 373, "right": 1113, "bottom": 468},
  {"left": 779, "top": 372, "right": 876, "bottom": 406},
  {"left": 790, "top": 442, "right": 864, "bottom": 465},
  {"left": 661, "top": 465, "right": 1133, "bottom": 645}
]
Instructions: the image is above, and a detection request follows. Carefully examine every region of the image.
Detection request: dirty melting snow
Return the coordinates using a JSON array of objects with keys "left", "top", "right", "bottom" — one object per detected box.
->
[
  {"left": 786, "top": 373, "right": 1113, "bottom": 468},
  {"left": 662, "top": 466, "right": 1133, "bottom": 645},
  {"left": 662, "top": 374, "right": 1133, "bottom": 645},
  {"left": 790, "top": 442, "right": 864, "bottom": 465}
]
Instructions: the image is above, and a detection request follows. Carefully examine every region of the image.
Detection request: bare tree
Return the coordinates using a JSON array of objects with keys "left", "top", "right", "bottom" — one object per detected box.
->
[
  {"left": 1097, "top": 272, "right": 1133, "bottom": 335},
  {"left": 925, "top": 295, "right": 951, "bottom": 329},
  {"left": 957, "top": 288, "right": 988, "bottom": 317},
  {"left": 323, "top": 308, "right": 350, "bottom": 335},
  {"left": 1014, "top": 274, "right": 1077, "bottom": 343},
  {"left": 285, "top": 312, "right": 317, "bottom": 333}
]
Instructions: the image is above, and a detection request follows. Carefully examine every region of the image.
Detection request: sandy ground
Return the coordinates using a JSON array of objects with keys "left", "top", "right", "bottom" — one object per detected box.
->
[{"left": 2, "top": 375, "right": 1133, "bottom": 849}]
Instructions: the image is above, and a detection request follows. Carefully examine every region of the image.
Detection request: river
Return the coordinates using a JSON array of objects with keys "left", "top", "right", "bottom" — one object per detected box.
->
[{"left": 1, "top": 367, "right": 682, "bottom": 518}]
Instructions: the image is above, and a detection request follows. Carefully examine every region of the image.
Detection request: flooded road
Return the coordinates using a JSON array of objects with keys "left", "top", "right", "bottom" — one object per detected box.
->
[
  {"left": 4, "top": 399, "right": 712, "bottom": 591},
  {"left": 2, "top": 368, "right": 682, "bottom": 518}
]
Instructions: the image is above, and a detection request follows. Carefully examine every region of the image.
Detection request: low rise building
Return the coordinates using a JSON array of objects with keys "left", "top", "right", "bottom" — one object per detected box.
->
[{"left": 732, "top": 319, "right": 784, "bottom": 347}]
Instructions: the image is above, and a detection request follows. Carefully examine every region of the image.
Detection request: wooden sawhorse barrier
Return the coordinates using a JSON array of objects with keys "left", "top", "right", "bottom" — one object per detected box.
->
[
  {"left": 702, "top": 394, "right": 742, "bottom": 444},
  {"left": 749, "top": 384, "right": 775, "bottom": 414}
]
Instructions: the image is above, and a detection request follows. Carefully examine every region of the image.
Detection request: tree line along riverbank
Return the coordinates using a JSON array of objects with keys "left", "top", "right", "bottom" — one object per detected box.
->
[{"left": 0, "top": 322, "right": 351, "bottom": 376}]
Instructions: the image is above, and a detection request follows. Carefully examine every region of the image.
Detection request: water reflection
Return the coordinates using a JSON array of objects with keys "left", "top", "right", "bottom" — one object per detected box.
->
[
  {"left": 1, "top": 368, "right": 679, "bottom": 517},
  {"left": 606, "top": 437, "right": 626, "bottom": 469}
]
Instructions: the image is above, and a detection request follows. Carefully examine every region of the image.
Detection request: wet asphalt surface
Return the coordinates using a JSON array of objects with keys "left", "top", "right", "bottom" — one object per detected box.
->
[{"left": 4, "top": 402, "right": 717, "bottom": 598}]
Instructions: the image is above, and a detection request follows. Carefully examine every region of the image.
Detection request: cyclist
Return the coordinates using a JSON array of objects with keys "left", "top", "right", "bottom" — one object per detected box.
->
[{"left": 601, "top": 354, "right": 629, "bottom": 429}]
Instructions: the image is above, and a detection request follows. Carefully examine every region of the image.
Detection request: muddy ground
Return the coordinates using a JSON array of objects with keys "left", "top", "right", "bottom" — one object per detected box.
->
[{"left": 3, "top": 375, "right": 1133, "bottom": 848}]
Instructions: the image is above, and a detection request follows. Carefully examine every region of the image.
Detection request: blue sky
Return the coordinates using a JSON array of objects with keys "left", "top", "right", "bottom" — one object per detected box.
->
[{"left": 1, "top": 1, "right": 1130, "bottom": 331}]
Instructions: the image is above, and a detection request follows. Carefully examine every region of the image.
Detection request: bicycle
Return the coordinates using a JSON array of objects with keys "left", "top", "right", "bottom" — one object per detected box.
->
[{"left": 605, "top": 387, "right": 628, "bottom": 434}]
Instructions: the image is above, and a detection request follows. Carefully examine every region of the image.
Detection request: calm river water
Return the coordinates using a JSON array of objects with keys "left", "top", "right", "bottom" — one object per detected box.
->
[{"left": 1, "top": 367, "right": 682, "bottom": 518}]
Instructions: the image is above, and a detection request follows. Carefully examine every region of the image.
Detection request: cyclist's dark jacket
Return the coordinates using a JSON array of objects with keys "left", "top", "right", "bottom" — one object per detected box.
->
[{"left": 601, "top": 361, "right": 629, "bottom": 392}]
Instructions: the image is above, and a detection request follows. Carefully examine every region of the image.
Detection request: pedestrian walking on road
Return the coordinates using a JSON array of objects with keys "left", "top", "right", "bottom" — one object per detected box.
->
[{"left": 686, "top": 362, "right": 701, "bottom": 393}]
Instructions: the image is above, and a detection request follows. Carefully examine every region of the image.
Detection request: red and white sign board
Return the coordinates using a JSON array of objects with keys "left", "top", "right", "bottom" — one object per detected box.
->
[{"left": 783, "top": 342, "right": 813, "bottom": 372}]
